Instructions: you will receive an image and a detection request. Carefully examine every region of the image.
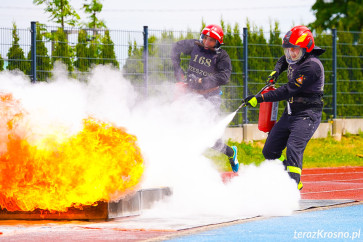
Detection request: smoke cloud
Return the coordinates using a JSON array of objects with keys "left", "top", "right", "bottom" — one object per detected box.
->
[{"left": 0, "top": 64, "right": 299, "bottom": 218}]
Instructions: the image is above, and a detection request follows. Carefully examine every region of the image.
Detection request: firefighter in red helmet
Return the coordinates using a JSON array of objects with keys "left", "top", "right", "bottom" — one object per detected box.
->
[
  {"left": 244, "top": 26, "right": 325, "bottom": 190},
  {"left": 171, "top": 24, "right": 239, "bottom": 173}
]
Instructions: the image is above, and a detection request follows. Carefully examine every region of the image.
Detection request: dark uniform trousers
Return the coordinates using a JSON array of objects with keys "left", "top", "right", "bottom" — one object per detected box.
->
[{"left": 262, "top": 107, "right": 322, "bottom": 187}]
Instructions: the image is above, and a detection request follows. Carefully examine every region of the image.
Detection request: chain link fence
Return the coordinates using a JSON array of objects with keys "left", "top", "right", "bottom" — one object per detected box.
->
[{"left": 0, "top": 23, "right": 362, "bottom": 126}]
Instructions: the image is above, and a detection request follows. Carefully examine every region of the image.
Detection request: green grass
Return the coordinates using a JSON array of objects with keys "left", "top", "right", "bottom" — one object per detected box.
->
[{"left": 206, "top": 133, "right": 363, "bottom": 172}]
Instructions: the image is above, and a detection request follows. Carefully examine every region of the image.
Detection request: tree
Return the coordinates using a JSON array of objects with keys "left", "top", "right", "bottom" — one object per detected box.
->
[
  {"left": 0, "top": 54, "right": 4, "bottom": 71},
  {"left": 220, "top": 22, "right": 244, "bottom": 124},
  {"left": 27, "top": 24, "right": 52, "bottom": 81},
  {"left": 82, "top": 0, "right": 106, "bottom": 29},
  {"left": 336, "top": 23, "right": 362, "bottom": 118},
  {"left": 7, "top": 23, "right": 30, "bottom": 74},
  {"left": 33, "top": 0, "right": 80, "bottom": 29},
  {"left": 100, "top": 30, "right": 119, "bottom": 68},
  {"left": 123, "top": 40, "right": 143, "bottom": 83},
  {"left": 52, "top": 28, "right": 73, "bottom": 72},
  {"left": 268, "top": 22, "right": 287, "bottom": 120},
  {"left": 268, "top": 22, "right": 283, "bottom": 61},
  {"left": 80, "top": 0, "right": 107, "bottom": 70},
  {"left": 309, "top": 0, "right": 363, "bottom": 31},
  {"left": 309, "top": 28, "right": 332, "bottom": 120},
  {"left": 74, "top": 29, "right": 89, "bottom": 71},
  {"left": 87, "top": 35, "right": 101, "bottom": 68}
]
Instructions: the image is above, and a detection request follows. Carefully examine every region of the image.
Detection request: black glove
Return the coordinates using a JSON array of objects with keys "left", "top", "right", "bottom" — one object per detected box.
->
[
  {"left": 266, "top": 71, "right": 278, "bottom": 85},
  {"left": 185, "top": 74, "right": 202, "bottom": 88}
]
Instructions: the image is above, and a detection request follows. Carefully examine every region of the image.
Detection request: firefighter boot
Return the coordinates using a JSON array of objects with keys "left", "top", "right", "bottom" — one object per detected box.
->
[{"left": 229, "top": 146, "right": 239, "bottom": 173}]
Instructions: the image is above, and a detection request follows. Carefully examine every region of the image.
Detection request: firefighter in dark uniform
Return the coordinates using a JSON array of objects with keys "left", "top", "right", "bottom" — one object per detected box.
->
[
  {"left": 171, "top": 24, "right": 239, "bottom": 173},
  {"left": 244, "top": 26, "right": 325, "bottom": 189}
]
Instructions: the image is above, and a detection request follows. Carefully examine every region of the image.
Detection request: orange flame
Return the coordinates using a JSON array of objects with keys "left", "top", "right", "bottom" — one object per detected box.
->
[{"left": 0, "top": 92, "right": 144, "bottom": 212}]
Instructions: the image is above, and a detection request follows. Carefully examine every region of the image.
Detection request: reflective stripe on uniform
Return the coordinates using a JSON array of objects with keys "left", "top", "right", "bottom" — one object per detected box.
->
[
  {"left": 278, "top": 155, "right": 285, "bottom": 162},
  {"left": 298, "top": 181, "right": 303, "bottom": 190},
  {"left": 287, "top": 166, "right": 302, "bottom": 175},
  {"left": 278, "top": 155, "right": 303, "bottom": 190},
  {"left": 288, "top": 167, "right": 303, "bottom": 190}
]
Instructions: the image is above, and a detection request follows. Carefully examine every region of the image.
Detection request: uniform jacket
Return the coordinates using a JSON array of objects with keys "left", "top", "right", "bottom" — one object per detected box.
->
[
  {"left": 261, "top": 47, "right": 325, "bottom": 111},
  {"left": 171, "top": 39, "right": 232, "bottom": 94}
]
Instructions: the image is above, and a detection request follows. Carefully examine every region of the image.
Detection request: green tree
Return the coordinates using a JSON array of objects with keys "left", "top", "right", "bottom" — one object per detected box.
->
[
  {"left": 220, "top": 22, "right": 244, "bottom": 124},
  {"left": 74, "top": 29, "right": 89, "bottom": 71},
  {"left": 268, "top": 22, "right": 287, "bottom": 120},
  {"left": 268, "top": 22, "right": 283, "bottom": 61},
  {"left": 7, "top": 23, "right": 30, "bottom": 74},
  {"left": 246, "top": 20, "right": 274, "bottom": 122},
  {"left": 123, "top": 40, "right": 143, "bottom": 83},
  {"left": 100, "top": 30, "right": 119, "bottom": 68},
  {"left": 0, "top": 54, "right": 4, "bottom": 71},
  {"left": 52, "top": 28, "right": 73, "bottom": 72},
  {"left": 336, "top": 24, "right": 362, "bottom": 118},
  {"left": 309, "top": 0, "right": 363, "bottom": 31},
  {"left": 313, "top": 28, "right": 332, "bottom": 120},
  {"left": 81, "top": 0, "right": 107, "bottom": 69},
  {"left": 34, "top": 0, "right": 80, "bottom": 29},
  {"left": 88, "top": 35, "right": 101, "bottom": 68},
  {"left": 27, "top": 24, "right": 52, "bottom": 81},
  {"left": 82, "top": 0, "right": 106, "bottom": 29}
]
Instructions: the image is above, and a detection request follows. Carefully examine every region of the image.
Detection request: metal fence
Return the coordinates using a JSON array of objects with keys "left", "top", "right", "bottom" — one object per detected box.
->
[{"left": 0, "top": 22, "right": 362, "bottom": 125}]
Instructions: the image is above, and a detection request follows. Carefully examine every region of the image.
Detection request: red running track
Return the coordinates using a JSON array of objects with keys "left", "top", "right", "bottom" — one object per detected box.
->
[
  {"left": 222, "top": 166, "right": 363, "bottom": 201},
  {"left": 300, "top": 166, "right": 363, "bottom": 200}
]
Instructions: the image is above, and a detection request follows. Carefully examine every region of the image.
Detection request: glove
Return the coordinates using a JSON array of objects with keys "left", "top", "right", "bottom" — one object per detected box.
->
[
  {"left": 244, "top": 95, "right": 257, "bottom": 107},
  {"left": 266, "top": 71, "right": 278, "bottom": 85},
  {"left": 244, "top": 95, "right": 263, "bottom": 107},
  {"left": 185, "top": 74, "right": 202, "bottom": 88}
]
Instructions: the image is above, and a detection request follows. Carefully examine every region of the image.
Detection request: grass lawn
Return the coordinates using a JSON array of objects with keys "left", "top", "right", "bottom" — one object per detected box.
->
[{"left": 207, "top": 133, "right": 363, "bottom": 172}]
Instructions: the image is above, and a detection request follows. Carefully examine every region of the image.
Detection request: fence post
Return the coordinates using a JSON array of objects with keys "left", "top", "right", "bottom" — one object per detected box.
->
[
  {"left": 332, "top": 28, "right": 337, "bottom": 118},
  {"left": 243, "top": 27, "right": 248, "bottom": 124},
  {"left": 143, "top": 26, "right": 149, "bottom": 97},
  {"left": 30, "top": 21, "right": 37, "bottom": 83}
]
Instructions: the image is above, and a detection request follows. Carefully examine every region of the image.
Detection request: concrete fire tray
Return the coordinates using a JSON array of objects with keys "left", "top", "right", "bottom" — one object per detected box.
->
[{"left": 0, "top": 187, "right": 172, "bottom": 220}]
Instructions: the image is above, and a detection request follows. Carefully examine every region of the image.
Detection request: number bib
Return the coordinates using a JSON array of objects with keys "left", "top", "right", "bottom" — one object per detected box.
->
[{"left": 187, "top": 47, "right": 218, "bottom": 79}]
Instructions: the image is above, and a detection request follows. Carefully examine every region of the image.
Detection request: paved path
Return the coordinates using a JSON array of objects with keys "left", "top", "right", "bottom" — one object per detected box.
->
[{"left": 165, "top": 203, "right": 362, "bottom": 241}]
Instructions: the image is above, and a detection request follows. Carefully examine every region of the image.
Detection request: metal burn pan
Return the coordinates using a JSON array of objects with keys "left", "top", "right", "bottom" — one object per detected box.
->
[{"left": 0, "top": 187, "right": 172, "bottom": 220}]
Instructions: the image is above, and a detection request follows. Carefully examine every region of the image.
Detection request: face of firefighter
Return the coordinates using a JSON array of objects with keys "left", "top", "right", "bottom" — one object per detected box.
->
[
  {"left": 202, "top": 35, "right": 218, "bottom": 49},
  {"left": 284, "top": 47, "right": 305, "bottom": 64}
]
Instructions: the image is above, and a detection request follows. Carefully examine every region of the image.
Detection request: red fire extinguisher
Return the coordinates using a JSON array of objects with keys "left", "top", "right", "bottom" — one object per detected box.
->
[{"left": 258, "top": 85, "right": 279, "bottom": 133}]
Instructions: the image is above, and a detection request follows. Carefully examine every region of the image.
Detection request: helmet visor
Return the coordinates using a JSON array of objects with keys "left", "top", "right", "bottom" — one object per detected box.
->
[{"left": 284, "top": 47, "right": 305, "bottom": 64}]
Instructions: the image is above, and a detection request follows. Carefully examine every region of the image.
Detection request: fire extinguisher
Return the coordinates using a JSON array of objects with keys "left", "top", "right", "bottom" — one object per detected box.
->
[{"left": 258, "top": 85, "right": 279, "bottom": 133}]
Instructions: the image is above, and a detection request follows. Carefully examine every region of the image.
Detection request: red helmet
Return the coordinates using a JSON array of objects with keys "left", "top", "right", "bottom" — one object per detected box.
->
[
  {"left": 201, "top": 24, "right": 224, "bottom": 48},
  {"left": 282, "top": 25, "right": 314, "bottom": 53}
]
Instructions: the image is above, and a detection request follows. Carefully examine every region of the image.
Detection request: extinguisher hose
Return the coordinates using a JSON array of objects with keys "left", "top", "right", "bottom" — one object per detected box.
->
[{"left": 236, "top": 82, "right": 273, "bottom": 112}]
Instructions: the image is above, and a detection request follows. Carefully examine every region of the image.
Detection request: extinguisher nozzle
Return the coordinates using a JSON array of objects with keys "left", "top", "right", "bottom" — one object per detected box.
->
[{"left": 236, "top": 101, "right": 246, "bottom": 112}]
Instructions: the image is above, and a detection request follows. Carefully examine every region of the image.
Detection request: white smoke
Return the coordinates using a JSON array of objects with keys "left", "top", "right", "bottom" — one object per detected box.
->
[{"left": 0, "top": 64, "right": 300, "bottom": 219}]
